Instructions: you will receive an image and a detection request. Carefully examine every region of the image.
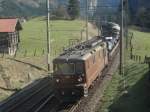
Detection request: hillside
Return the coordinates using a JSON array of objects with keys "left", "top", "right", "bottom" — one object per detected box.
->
[
  {"left": 0, "top": 0, "right": 149, "bottom": 18},
  {"left": 0, "top": 0, "right": 46, "bottom": 17},
  {"left": 129, "top": 0, "right": 150, "bottom": 15},
  {"left": 0, "top": 0, "right": 120, "bottom": 17}
]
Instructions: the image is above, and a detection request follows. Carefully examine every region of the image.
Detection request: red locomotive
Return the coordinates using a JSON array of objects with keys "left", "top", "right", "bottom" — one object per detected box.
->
[{"left": 53, "top": 22, "right": 120, "bottom": 101}]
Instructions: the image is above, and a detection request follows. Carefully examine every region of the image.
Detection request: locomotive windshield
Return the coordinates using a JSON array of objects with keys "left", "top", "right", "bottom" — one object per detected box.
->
[
  {"left": 54, "top": 62, "right": 84, "bottom": 75},
  {"left": 76, "top": 62, "right": 84, "bottom": 74},
  {"left": 54, "top": 63, "right": 75, "bottom": 74}
]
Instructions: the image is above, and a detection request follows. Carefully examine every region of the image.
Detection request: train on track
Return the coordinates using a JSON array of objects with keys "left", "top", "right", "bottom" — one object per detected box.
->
[{"left": 53, "top": 22, "right": 120, "bottom": 101}]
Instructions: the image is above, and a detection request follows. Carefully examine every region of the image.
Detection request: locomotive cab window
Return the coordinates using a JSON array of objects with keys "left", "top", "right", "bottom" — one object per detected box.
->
[
  {"left": 93, "top": 55, "right": 96, "bottom": 64},
  {"left": 54, "top": 63, "right": 75, "bottom": 75},
  {"left": 76, "top": 62, "right": 84, "bottom": 74}
]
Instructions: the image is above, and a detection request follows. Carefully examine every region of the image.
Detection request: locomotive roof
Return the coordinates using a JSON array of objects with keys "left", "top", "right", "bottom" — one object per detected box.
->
[{"left": 53, "top": 36, "right": 105, "bottom": 62}]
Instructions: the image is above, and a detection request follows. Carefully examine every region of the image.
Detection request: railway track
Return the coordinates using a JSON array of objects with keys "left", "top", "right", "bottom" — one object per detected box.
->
[
  {"left": 0, "top": 52, "right": 119, "bottom": 112},
  {"left": 54, "top": 102, "right": 77, "bottom": 112},
  {"left": 30, "top": 94, "right": 60, "bottom": 112},
  {"left": 67, "top": 100, "right": 82, "bottom": 112},
  {"left": 1, "top": 77, "right": 51, "bottom": 105},
  {"left": 0, "top": 77, "right": 54, "bottom": 112}
]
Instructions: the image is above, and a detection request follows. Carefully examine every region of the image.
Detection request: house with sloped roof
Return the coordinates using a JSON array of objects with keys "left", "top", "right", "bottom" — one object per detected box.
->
[{"left": 0, "top": 18, "right": 22, "bottom": 55}]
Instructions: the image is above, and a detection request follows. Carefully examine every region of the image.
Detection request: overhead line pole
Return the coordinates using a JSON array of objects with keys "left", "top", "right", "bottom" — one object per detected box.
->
[
  {"left": 120, "top": 0, "right": 123, "bottom": 74},
  {"left": 120, "top": 0, "right": 123, "bottom": 75},
  {"left": 120, "top": 0, "right": 125, "bottom": 89},
  {"left": 125, "top": 0, "right": 129, "bottom": 49},
  {"left": 86, "top": 0, "right": 89, "bottom": 41},
  {"left": 46, "top": 0, "right": 51, "bottom": 71}
]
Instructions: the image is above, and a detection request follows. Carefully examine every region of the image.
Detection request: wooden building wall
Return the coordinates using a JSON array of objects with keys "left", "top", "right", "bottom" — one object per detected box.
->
[{"left": 0, "top": 31, "right": 20, "bottom": 55}]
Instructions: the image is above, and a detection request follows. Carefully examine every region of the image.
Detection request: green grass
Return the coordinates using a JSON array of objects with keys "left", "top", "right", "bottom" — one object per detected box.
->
[
  {"left": 98, "top": 29, "right": 150, "bottom": 112},
  {"left": 18, "top": 17, "right": 85, "bottom": 57},
  {"left": 131, "top": 29, "right": 150, "bottom": 57},
  {"left": 99, "top": 62, "right": 149, "bottom": 112}
]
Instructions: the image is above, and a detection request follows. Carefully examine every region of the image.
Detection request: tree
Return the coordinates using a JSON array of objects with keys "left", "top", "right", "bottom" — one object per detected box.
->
[
  {"left": 67, "top": 0, "right": 80, "bottom": 20},
  {"left": 137, "top": 7, "right": 146, "bottom": 26},
  {"left": 137, "top": 7, "right": 150, "bottom": 28},
  {"left": 52, "top": 5, "right": 69, "bottom": 20}
]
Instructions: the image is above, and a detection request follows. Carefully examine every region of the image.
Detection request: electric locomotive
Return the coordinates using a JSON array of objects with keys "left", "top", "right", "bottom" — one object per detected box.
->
[
  {"left": 53, "top": 37, "right": 108, "bottom": 101},
  {"left": 53, "top": 22, "right": 120, "bottom": 101}
]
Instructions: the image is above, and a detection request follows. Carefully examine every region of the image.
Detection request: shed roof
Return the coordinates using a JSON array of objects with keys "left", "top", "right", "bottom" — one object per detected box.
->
[{"left": 0, "top": 19, "right": 22, "bottom": 33}]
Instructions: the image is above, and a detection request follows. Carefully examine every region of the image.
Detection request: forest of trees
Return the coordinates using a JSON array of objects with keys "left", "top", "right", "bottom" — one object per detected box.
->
[
  {"left": 128, "top": 0, "right": 150, "bottom": 29},
  {"left": 136, "top": 7, "right": 150, "bottom": 28},
  {"left": 51, "top": 0, "right": 80, "bottom": 20},
  {"left": 0, "top": 0, "right": 149, "bottom": 29},
  {"left": 67, "top": 0, "right": 80, "bottom": 20}
]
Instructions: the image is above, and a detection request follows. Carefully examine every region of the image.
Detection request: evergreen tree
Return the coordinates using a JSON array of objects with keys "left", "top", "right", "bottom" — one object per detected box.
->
[
  {"left": 137, "top": 8, "right": 150, "bottom": 28},
  {"left": 67, "top": 0, "right": 80, "bottom": 20}
]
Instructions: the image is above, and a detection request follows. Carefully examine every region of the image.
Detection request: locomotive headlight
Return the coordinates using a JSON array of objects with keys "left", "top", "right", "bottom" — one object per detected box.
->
[
  {"left": 56, "top": 79, "right": 60, "bottom": 83},
  {"left": 78, "top": 77, "right": 82, "bottom": 82},
  {"left": 61, "top": 91, "right": 64, "bottom": 95},
  {"left": 72, "top": 92, "right": 75, "bottom": 95}
]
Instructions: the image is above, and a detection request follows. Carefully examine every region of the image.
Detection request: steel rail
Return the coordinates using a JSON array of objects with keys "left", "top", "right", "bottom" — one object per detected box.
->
[
  {"left": 2, "top": 81, "right": 52, "bottom": 112},
  {"left": 34, "top": 94, "right": 55, "bottom": 112},
  {"left": 0, "top": 77, "right": 51, "bottom": 106},
  {"left": 68, "top": 100, "right": 82, "bottom": 112}
]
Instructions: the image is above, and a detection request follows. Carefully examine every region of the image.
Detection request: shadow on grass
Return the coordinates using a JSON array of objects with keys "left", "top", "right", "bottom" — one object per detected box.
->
[{"left": 109, "top": 71, "right": 150, "bottom": 112}]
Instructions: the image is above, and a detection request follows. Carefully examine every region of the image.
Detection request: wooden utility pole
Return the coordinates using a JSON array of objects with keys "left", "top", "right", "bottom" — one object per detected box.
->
[{"left": 46, "top": 0, "right": 51, "bottom": 71}]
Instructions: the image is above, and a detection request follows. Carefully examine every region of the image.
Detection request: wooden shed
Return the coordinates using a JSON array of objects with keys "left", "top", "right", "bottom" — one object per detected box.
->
[{"left": 0, "top": 18, "right": 22, "bottom": 55}]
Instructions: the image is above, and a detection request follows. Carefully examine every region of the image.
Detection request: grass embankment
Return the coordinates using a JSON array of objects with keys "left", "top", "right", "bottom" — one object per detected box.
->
[{"left": 98, "top": 29, "right": 150, "bottom": 112}]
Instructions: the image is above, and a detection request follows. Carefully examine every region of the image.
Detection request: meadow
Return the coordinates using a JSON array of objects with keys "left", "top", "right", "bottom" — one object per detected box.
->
[
  {"left": 131, "top": 29, "right": 150, "bottom": 57},
  {"left": 18, "top": 17, "right": 87, "bottom": 57}
]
